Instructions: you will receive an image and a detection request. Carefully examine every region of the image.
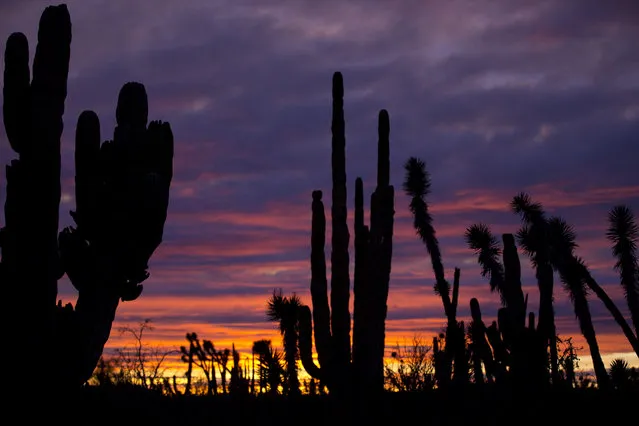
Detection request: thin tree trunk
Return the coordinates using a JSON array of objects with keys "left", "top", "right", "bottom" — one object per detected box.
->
[
  {"left": 573, "top": 291, "right": 609, "bottom": 389},
  {"left": 583, "top": 272, "right": 639, "bottom": 357}
]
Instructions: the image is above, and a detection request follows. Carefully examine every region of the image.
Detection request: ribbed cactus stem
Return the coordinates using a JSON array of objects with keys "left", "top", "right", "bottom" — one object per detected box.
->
[
  {"left": 3, "top": 32, "right": 29, "bottom": 154},
  {"left": 377, "top": 109, "right": 390, "bottom": 187},
  {"left": 300, "top": 74, "right": 394, "bottom": 399},
  {"left": 452, "top": 267, "right": 460, "bottom": 317},
  {"left": 298, "top": 305, "right": 323, "bottom": 380},
  {"left": 470, "top": 297, "right": 482, "bottom": 322},
  {"left": 360, "top": 109, "right": 394, "bottom": 393},
  {"left": 116, "top": 82, "right": 148, "bottom": 127},
  {"left": 502, "top": 233, "right": 526, "bottom": 323},
  {"left": 310, "top": 190, "right": 331, "bottom": 379},
  {"left": 73, "top": 110, "right": 101, "bottom": 241},
  {"left": 330, "top": 72, "right": 352, "bottom": 385},
  {"left": 352, "top": 177, "right": 369, "bottom": 381},
  {"left": 2, "top": 6, "right": 71, "bottom": 392}
]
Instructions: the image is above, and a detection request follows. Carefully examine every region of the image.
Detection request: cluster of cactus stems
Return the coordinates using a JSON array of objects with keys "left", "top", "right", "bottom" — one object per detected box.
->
[
  {"left": 423, "top": 232, "right": 545, "bottom": 391},
  {"left": 462, "top": 197, "right": 639, "bottom": 390},
  {"left": 298, "top": 72, "right": 395, "bottom": 398},
  {"left": 406, "top": 154, "right": 639, "bottom": 390},
  {"left": 463, "top": 232, "right": 550, "bottom": 390},
  {"left": 0, "top": 5, "right": 173, "bottom": 390}
]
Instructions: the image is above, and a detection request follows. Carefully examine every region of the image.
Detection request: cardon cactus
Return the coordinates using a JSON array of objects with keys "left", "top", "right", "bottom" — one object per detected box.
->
[
  {"left": 0, "top": 5, "right": 173, "bottom": 391},
  {"left": 298, "top": 72, "right": 395, "bottom": 397}
]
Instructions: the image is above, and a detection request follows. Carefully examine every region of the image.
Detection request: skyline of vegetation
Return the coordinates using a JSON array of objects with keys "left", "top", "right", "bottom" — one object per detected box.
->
[{"left": 1, "top": 4, "right": 638, "bottom": 412}]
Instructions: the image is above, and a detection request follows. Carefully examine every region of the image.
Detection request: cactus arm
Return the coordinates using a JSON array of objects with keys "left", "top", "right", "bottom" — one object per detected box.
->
[
  {"left": 352, "top": 177, "right": 370, "bottom": 376},
  {"left": 141, "top": 120, "right": 174, "bottom": 259},
  {"left": 71, "top": 110, "right": 101, "bottom": 241},
  {"left": 310, "top": 190, "right": 332, "bottom": 371},
  {"left": 298, "top": 305, "right": 323, "bottom": 380},
  {"left": 502, "top": 233, "right": 526, "bottom": 323},
  {"left": 2, "top": 9, "right": 71, "bottom": 395},
  {"left": 376, "top": 110, "right": 390, "bottom": 188},
  {"left": 374, "top": 110, "right": 393, "bottom": 309},
  {"left": 54, "top": 111, "right": 118, "bottom": 386},
  {"left": 9, "top": 4, "right": 71, "bottom": 306},
  {"left": 30, "top": 5, "right": 71, "bottom": 141},
  {"left": 29, "top": 6, "right": 71, "bottom": 294},
  {"left": 3, "top": 32, "right": 30, "bottom": 153},
  {"left": 57, "top": 84, "right": 173, "bottom": 386},
  {"left": 1, "top": 32, "right": 29, "bottom": 290},
  {"left": 329, "top": 72, "right": 352, "bottom": 372},
  {"left": 353, "top": 109, "right": 395, "bottom": 393},
  {"left": 370, "top": 110, "right": 394, "bottom": 390},
  {"left": 451, "top": 267, "right": 460, "bottom": 318}
]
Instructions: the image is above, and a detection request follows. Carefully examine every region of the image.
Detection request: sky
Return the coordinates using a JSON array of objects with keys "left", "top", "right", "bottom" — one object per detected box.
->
[{"left": 1, "top": 0, "right": 638, "bottom": 376}]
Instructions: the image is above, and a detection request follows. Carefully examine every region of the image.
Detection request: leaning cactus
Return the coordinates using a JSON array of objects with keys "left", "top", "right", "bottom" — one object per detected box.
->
[
  {"left": 0, "top": 5, "right": 173, "bottom": 390},
  {"left": 402, "top": 157, "right": 467, "bottom": 388},
  {"left": 298, "top": 72, "right": 394, "bottom": 397}
]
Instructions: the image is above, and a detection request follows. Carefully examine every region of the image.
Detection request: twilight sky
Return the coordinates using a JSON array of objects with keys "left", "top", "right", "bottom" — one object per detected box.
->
[{"left": 1, "top": 0, "right": 638, "bottom": 373}]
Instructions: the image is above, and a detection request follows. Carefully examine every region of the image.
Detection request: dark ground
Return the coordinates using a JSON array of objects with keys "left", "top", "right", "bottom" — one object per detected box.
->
[{"left": 28, "top": 385, "right": 637, "bottom": 426}]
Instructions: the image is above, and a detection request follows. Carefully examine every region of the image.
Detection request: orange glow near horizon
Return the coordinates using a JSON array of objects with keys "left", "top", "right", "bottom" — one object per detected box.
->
[{"left": 54, "top": 182, "right": 639, "bottom": 383}]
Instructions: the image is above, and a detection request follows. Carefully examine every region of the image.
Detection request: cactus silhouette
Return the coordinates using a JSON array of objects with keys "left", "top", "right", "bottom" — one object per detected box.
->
[
  {"left": 0, "top": 5, "right": 173, "bottom": 391},
  {"left": 465, "top": 227, "right": 546, "bottom": 388},
  {"left": 402, "top": 157, "right": 466, "bottom": 388},
  {"left": 510, "top": 193, "right": 561, "bottom": 384},
  {"left": 180, "top": 332, "right": 199, "bottom": 395},
  {"left": 298, "top": 72, "right": 394, "bottom": 398},
  {"left": 515, "top": 195, "right": 609, "bottom": 388},
  {"left": 466, "top": 195, "right": 639, "bottom": 389},
  {"left": 606, "top": 206, "right": 639, "bottom": 338},
  {"left": 468, "top": 297, "right": 495, "bottom": 385}
]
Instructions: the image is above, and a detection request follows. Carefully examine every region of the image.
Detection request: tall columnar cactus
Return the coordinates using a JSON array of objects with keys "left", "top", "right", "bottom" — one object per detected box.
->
[
  {"left": 0, "top": 5, "right": 173, "bottom": 391},
  {"left": 298, "top": 72, "right": 394, "bottom": 397}
]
